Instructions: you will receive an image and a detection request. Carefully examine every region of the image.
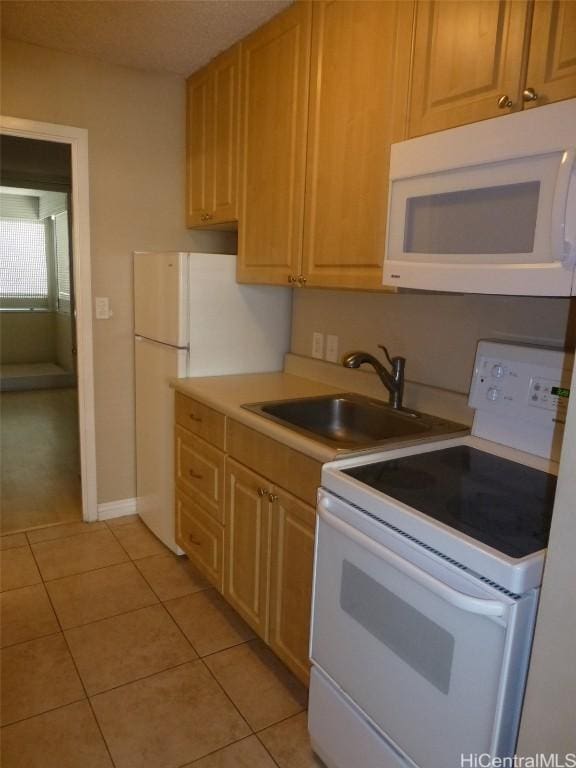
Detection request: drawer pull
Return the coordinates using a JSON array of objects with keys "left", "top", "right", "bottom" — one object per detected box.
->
[
  {"left": 188, "top": 534, "right": 202, "bottom": 546},
  {"left": 188, "top": 470, "right": 203, "bottom": 480},
  {"left": 189, "top": 414, "right": 203, "bottom": 423}
]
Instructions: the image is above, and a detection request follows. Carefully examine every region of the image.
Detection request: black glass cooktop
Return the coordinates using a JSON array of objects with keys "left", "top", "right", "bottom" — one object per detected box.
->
[{"left": 343, "top": 446, "right": 557, "bottom": 559}]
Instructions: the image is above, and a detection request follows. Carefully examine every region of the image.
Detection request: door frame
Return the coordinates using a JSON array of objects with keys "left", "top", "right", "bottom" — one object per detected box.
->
[{"left": 0, "top": 115, "right": 98, "bottom": 523}]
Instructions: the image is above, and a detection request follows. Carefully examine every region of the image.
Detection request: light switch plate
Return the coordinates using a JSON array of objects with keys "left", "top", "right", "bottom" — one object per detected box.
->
[{"left": 95, "top": 297, "right": 112, "bottom": 320}]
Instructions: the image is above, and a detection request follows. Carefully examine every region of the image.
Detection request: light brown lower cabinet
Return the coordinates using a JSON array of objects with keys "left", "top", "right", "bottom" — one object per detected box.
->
[
  {"left": 175, "top": 395, "right": 319, "bottom": 685},
  {"left": 223, "top": 457, "right": 316, "bottom": 684},
  {"left": 223, "top": 459, "right": 272, "bottom": 640},
  {"left": 175, "top": 489, "right": 224, "bottom": 591},
  {"left": 269, "top": 488, "right": 316, "bottom": 684}
]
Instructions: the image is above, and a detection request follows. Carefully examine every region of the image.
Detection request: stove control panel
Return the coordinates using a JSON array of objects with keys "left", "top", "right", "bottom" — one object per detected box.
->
[{"left": 469, "top": 341, "right": 573, "bottom": 459}]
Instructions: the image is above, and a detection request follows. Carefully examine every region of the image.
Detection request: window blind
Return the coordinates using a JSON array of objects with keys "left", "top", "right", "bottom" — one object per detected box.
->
[
  {"left": 0, "top": 218, "right": 50, "bottom": 309},
  {"left": 54, "top": 212, "right": 71, "bottom": 312}
]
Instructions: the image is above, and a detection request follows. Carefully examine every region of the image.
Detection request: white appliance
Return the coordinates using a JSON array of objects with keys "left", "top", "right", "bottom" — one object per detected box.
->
[
  {"left": 383, "top": 98, "right": 576, "bottom": 296},
  {"left": 309, "top": 341, "right": 572, "bottom": 768},
  {"left": 134, "top": 251, "right": 291, "bottom": 552}
]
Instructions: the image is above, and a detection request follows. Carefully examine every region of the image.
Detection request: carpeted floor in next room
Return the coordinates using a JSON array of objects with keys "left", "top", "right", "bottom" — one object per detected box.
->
[{"left": 0, "top": 388, "right": 82, "bottom": 535}]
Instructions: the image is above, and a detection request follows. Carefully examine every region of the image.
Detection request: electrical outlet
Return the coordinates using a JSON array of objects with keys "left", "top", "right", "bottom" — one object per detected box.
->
[
  {"left": 326, "top": 334, "right": 339, "bottom": 363},
  {"left": 95, "top": 297, "right": 112, "bottom": 320},
  {"left": 312, "top": 331, "right": 324, "bottom": 359}
]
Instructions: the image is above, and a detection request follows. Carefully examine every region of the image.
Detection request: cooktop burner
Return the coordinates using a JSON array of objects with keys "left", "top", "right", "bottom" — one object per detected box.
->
[{"left": 343, "top": 446, "right": 557, "bottom": 558}]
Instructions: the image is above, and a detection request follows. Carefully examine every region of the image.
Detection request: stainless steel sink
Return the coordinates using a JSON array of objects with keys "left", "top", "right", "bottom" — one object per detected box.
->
[{"left": 242, "top": 393, "right": 468, "bottom": 451}]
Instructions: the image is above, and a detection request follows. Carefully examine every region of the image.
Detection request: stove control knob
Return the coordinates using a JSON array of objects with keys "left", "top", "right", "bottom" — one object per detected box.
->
[
  {"left": 487, "top": 387, "right": 500, "bottom": 401},
  {"left": 491, "top": 364, "right": 505, "bottom": 378}
]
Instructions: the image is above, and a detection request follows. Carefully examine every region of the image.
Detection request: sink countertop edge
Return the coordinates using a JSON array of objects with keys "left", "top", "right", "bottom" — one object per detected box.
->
[{"left": 170, "top": 372, "right": 348, "bottom": 463}]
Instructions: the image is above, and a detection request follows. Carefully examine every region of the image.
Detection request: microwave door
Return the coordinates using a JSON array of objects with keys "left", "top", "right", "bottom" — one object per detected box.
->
[{"left": 384, "top": 149, "right": 576, "bottom": 297}]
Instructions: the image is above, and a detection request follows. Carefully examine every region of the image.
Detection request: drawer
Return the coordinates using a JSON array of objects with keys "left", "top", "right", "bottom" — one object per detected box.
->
[
  {"left": 175, "top": 490, "right": 223, "bottom": 591},
  {"left": 175, "top": 392, "right": 226, "bottom": 450},
  {"left": 175, "top": 427, "right": 225, "bottom": 522},
  {"left": 227, "top": 419, "right": 322, "bottom": 506}
]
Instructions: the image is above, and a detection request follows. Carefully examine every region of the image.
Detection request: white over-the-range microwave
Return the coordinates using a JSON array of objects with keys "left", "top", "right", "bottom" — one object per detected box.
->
[{"left": 383, "top": 98, "right": 576, "bottom": 296}]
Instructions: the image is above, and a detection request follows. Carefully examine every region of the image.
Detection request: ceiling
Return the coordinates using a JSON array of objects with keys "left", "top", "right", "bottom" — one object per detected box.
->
[{"left": 0, "top": 0, "right": 292, "bottom": 77}]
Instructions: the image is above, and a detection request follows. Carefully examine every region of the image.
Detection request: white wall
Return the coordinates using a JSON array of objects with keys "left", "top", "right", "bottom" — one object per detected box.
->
[{"left": 1, "top": 39, "right": 235, "bottom": 503}]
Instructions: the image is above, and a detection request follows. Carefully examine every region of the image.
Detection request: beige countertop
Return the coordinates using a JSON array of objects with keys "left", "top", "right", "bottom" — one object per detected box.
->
[{"left": 171, "top": 372, "right": 348, "bottom": 463}]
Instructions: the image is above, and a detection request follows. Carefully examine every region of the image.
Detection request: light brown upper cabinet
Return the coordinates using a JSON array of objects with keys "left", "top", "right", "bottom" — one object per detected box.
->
[
  {"left": 186, "top": 44, "right": 240, "bottom": 228},
  {"left": 408, "top": 1, "right": 576, "bottom": 138},
  {"left": 524, "top": 1, "right": 576, "bottom": 109},
  {"left": 237, "top": 2, "right": 312, "bottom": 285},
  {"left": 302, "top": 1, "right": 414, "bottom": 290}
]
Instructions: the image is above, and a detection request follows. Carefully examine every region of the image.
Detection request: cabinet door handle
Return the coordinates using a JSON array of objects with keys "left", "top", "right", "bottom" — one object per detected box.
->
[
  {"left": 497, "top": 95, "right": 513, "bottom": 109},
  {"left": 288, "top": 274, "right": 297, "bottom": 284},
  {"left": 522, "top": 87, "right": 539, "bottom": 103},
  {"left": 188, "top": 469, "right": 203, "bottom": 480},
  {"left": 257, "top": 487, "right": 270, "bottom": 497},
  {"left": 268, "top": 493, "right": 279, "bottom": 503},
  {"left": 298, "top": 274, "right": 307, "bottom": 286},
  {"left": 189, "top": 413, "right": 202, "bottom": 422}
]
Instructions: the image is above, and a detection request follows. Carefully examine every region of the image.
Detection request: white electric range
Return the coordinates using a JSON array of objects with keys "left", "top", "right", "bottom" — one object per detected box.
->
[{"left": 308, "top": 341, "right": 573, "bottom": 768}]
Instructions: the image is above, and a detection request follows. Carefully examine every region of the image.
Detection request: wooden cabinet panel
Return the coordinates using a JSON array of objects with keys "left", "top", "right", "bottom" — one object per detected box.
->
[
  {"left": 175, "top": 427, "right": 225, "bottom": 523},
  {"left": 186, "top": 45, "right": 239, "bottom": 228},
  {"left": 408, "top": 1, "right": 531, "bottom": 137},
  {"left": 237, "top": 2, "right": 312, "bottom": 285},
  {"left": 174, "top": 392, "right": 226, "bottom": 450},
  {"left": 302, "top": 0, "right": 413, "bottom": 290},
  {"left": 176, "top": 489, "right": 223, "bottom": 590},
  {"left": 227, "top": 419, "right": 322, "bottom": 507},
  {"left": 269, "top": 489, "right": 316, "bottom": 684},
  {"left": 211, "top": 45, "right": 240, "bottom": 222},
  {"left": 224, "top": 459, "right": 272, "bottom": 638},
  {"left": 186, "top": 67, "right": 212, "bottom": 227},
  {"left": 525, "top": 1, "right": 576, "bottom": 107}
]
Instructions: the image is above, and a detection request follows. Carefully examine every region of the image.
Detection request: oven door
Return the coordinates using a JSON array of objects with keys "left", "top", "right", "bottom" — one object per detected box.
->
[{"left": 310, "top": 490, "right": 537, "bottom": 768}]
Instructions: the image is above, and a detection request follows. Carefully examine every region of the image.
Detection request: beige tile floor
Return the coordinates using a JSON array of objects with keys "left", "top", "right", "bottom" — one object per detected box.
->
[
  {"left": 0, "top": 388, "right": 82, "bottom": 535},
  {"left": 0, "top": 516, "right": 324, "bottom": 768}
]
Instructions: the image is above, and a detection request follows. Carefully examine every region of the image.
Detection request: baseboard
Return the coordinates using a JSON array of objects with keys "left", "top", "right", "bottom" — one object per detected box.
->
[{"left": 97, "top": 497, "right": 137, "bottom": 521}]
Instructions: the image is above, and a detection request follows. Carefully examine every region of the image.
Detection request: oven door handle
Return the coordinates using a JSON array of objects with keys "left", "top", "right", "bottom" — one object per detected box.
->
[{"left": 318, "top": 500, "right": 508, "bottom": 618}]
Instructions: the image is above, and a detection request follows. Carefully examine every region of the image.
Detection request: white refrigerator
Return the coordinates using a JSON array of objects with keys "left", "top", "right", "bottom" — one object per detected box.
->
[{"left": 133, "top": 251, "right": 292, "bottom": 552}]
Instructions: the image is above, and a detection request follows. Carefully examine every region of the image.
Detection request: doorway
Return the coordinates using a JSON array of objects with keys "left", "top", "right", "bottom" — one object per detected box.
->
[{"left": 0, "top": 116, "right": 96, "bottom": 531}]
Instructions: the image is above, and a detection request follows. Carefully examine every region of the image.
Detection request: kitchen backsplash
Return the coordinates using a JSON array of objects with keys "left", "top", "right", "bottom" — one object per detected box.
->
[{"left": 291, "top": 289, "right": 575, "bottom": 395}]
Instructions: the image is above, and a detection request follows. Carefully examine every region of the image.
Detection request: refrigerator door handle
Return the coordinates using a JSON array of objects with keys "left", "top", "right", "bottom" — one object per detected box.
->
[{"left": 135, "top": 335, "right": 189, "bottom": 351}]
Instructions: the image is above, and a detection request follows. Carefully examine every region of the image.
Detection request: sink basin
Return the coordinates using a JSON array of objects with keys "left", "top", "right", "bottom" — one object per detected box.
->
[{"left": 242, "top": 393, "right": 468, "bottom": 451}]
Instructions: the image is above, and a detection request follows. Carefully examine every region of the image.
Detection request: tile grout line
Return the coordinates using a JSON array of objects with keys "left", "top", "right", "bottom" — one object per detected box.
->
[
  {"left": 25, "top": 540, "right": 120, "bottom": 768},
  {"left": 0, "top": 695, "right": 88, "bottom": 731}
]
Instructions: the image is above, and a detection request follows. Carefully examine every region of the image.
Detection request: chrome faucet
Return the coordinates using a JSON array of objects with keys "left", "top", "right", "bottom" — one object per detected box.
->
[{"left": 342, "top": 345, "right": 406, "bottom": 410}]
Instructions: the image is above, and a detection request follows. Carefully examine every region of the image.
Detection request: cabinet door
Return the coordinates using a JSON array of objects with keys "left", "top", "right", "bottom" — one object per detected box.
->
[
  {"left": 524, "top": 1, "right": 576, "bottom": 108},
  {"left": 211, "top": 44, "right": 240, "bottom": 223},
  {"left": 186, "top": 66, "right": 213, "bottom": 227},
  {"left": 408, "top": 1, "right": 531, "bottom": 137},
  {"left": 237, "top": 2, "right": 312, "bottom": 285},
  {"left": 269, "top": 489, "right": 316, "bottom": 684},
  {"left": 302, "top": 1, "right": 413, "bottom": 290},
  {"left": 224, "top": 459, "right": 271, "bottom": 638}
]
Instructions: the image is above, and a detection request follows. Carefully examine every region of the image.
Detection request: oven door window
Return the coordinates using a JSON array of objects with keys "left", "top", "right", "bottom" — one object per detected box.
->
[{"left": 311, "top": 509, "right": 514, "bottom": 768}]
